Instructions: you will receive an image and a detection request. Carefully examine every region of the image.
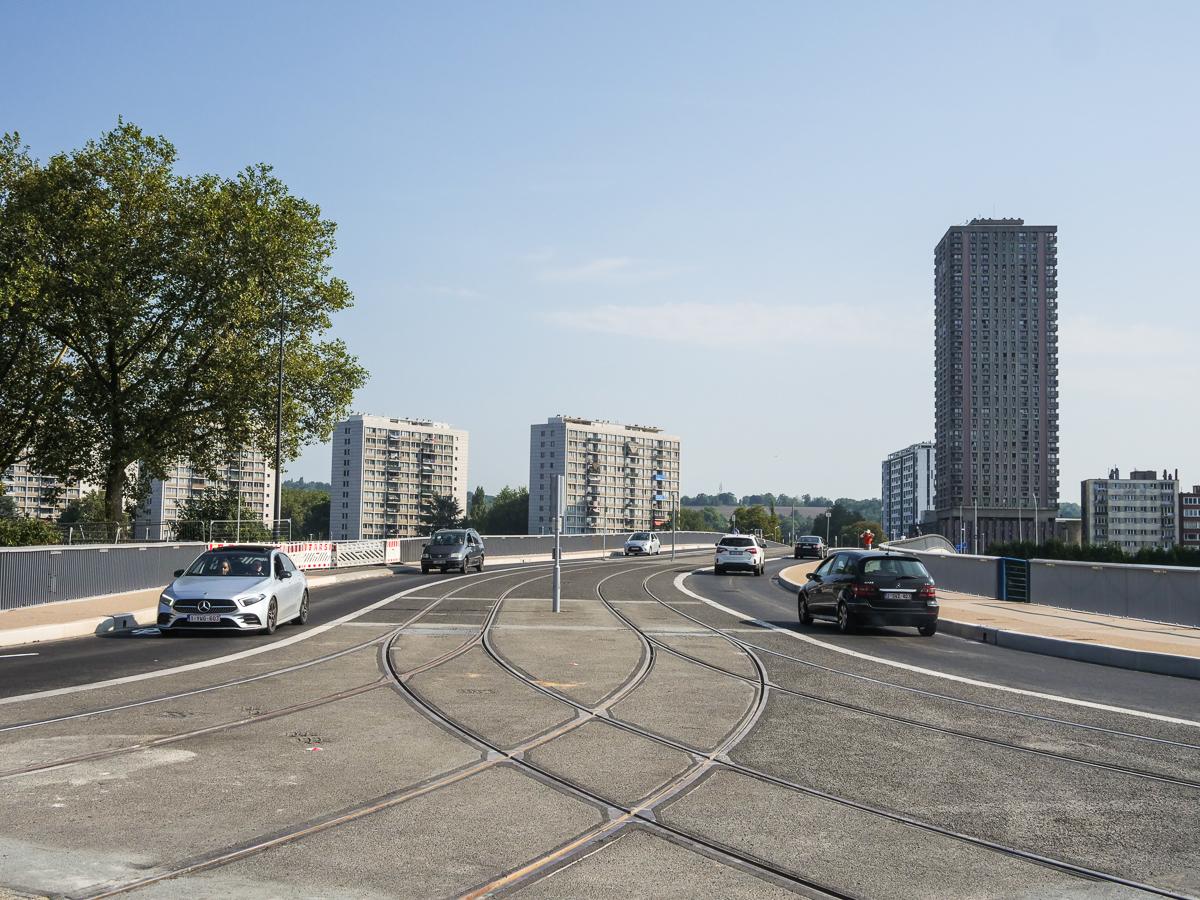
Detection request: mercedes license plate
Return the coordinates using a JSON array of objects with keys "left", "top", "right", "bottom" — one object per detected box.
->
[
  {"left": 187, "top": 614, "right": 221, "bottom": 623},
  {"left": 882, "top": 592, "right": 908, "bottom": 601}
]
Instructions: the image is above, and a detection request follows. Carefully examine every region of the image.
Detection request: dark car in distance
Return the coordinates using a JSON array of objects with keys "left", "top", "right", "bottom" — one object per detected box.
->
[
  {"left": 421, "top": 528, "right": 485, "bottom": 574},
  {"left": 794, "top": 535, "right": 827, "bottom": 559},
  {"left": 797, "top": 550, "right": 938, "bottom": 635}
]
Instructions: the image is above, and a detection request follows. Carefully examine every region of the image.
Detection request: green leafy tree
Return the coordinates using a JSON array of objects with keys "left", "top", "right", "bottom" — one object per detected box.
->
[
  {"left": 674, "top": 507, "right": 708, "bottom": 530},
  {"left": 58, "top": 492, "right": 111, "bottom": 525},
  {"left": 467, "top": 485, "right": 488, "bottom": 526},
  {"left": 730, "top": 504, "right": 783, "bottom": 540},
  {"left": 0, "top": 122, "right": 366, "bottom": 524},
  {"left": 176, "top": 487, "right": 271, "bottom": 541},
  {"left": 422, "top": 493, "right": 463, "bottom": 532},
  {"left": 281, "top": 484, "right": 330, "bottom": 539},
  {"left": 0, "top": 516, "right": 61, "bottom": 547},
  {"left": 1057, "top": 502, "right": 1082, "bottom": 518},
  {"left": 840, "top": 519, "right": 887, "bottom": 546},
  {"left": 477, "top": 486, "right": 529, "bottom": 535},
  {"left": 0, "top": 134, "right": 73, "bottom": 474},
  {"left": 0, "top": 492, "right": 17, "bottom": 519}
]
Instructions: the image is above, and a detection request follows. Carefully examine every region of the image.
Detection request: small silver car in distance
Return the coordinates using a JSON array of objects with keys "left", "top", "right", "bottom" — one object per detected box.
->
[
  {"left": 624, "top": 532, "right": 661, "bottom": 556},
  {"left": 158, "top": 545, "right": 309, "bottom": 635}
]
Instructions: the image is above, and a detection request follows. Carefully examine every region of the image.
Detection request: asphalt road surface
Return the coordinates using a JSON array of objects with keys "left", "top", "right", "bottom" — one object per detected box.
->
[{"left": 1, "top": 550, "right": 1197, "bottom": 899}]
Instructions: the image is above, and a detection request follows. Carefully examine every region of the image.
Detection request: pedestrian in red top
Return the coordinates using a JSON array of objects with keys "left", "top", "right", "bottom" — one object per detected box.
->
[{"left": 860, "top": 529, "right": 874, "bottom": 550}]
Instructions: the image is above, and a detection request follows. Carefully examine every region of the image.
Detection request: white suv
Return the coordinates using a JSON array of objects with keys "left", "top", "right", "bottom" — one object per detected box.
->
[
  {"left": 624, "top": 532, "right": 661, "bottom": 556},
  {"left": 714, "top": 533, "right": 765, "bottom": 576}
]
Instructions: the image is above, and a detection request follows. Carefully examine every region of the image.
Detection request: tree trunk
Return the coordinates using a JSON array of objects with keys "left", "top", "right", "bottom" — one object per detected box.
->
[{"left": 105, "top": 460, "right": 127, "bottom": 530}]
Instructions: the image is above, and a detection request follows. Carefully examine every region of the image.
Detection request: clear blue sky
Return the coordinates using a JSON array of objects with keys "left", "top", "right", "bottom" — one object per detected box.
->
[{"left": 4, "top": 1, "right": 1198, "bottom": 503}]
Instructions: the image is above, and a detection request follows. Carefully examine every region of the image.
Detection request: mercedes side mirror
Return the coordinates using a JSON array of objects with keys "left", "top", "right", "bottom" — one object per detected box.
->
[
  {"left": 173, "top": 569, "right": 184, "bottom": 578},
  {"left": 280, "top": 570, "right": 292, "bottom": 579},
  {"left": 806, "top": 572, "right": 820, "bottom": 581}
]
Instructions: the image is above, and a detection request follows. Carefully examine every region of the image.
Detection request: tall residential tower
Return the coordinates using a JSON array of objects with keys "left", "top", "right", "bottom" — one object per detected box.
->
[
  {"left": 881, "top": 442, "right": 935, "bottom": 540},
  {"left": 330, "top": 414, "right": 468, "bottom": 540},
  {"left": 933, "top": 219, "right": 1059, "bottom": 548}
]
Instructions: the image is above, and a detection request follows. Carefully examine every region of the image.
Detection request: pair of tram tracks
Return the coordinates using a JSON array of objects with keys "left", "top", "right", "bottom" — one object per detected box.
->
[{"left": 32, "top": 552, "right": 1198, "bottom": 900}]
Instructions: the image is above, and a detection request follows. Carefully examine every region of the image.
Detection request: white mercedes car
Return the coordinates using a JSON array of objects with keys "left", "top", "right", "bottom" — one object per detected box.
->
[
  {"left": 623, "top": 532, "right": 662, "bottom": 556},
  {"left": 158, "top": 545, "right": 309, "bottom": 635}
]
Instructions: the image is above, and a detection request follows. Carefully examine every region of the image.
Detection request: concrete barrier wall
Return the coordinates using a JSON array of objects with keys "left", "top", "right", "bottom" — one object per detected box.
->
[
  {"left": 0, "top": 531, "right": 727, "bottom": 611},
  {"left": 0, "top": 543, "right": 209, "bottom": 611},
  {"left": 886, "top": 543, "right": 1200, "bottom": 628},
  {"left": 1031, "top": 559, "right": 1200, "bottom": 627}
]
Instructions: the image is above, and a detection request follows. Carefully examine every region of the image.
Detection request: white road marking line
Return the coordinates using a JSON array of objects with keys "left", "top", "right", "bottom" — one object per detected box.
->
[
  {"left": 673, "top": 569, "right": 1200, "bottom": 729},
  {"left": 0, "top": 573, "right": 482, "bottom": 707},
  {"left": 0, "top": 653, "right": 39, "bottom": 659}
]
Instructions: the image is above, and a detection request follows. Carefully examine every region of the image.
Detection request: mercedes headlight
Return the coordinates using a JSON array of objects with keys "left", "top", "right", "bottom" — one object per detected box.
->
[
  {"left": 449, "top": 552, "right": 464, "bottom": 559},
  {"left": 237, "top": 593, "right": 267, "bottom": 607},
  {"left": 159, "top": 592, "right": 174, "bottom": 608}
]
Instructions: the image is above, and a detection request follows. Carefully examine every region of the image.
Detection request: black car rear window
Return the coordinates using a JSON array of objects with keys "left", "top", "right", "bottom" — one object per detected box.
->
[
  {"left": 861, "top": 558, "right": 930, "bottom": 578},
  {"left": 798, "top": 537, "right": 821, "bottom": 544},
  {"left": 720, "top": 537, "right": 754, "bottom": 547}
]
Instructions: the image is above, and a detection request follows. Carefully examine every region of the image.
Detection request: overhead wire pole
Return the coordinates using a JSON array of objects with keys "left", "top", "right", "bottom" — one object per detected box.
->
[
  {"left": 552, "top": 474, "right": 563, "bottom": 613},
  {"left": 273, "top": 295, "right": 285, "bottom": 539}
]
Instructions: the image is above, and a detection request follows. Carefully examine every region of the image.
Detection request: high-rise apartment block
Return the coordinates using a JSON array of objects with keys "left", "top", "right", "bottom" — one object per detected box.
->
[
  {"left": 135, "top": 451, "right": 275, "bottom": 540},
  {"left": 881, "top": 442, "right": 935, "bottom": 540},
  {"left": 1181, "top": 485, "right": 1200, "bottom": 549},
  {"left": 1081, "top": 468, "right": 1179, "bottom": 552},
  {"left": 528, "top": 416, "right": 681, "bottom": 535},
  {"left": 1, "top": 461, "right": 92, "bottom": 520},
  {"left": 330, "top": 414, "right": 468, "bottom": 540},
  {"left": 933, "top": 218, "right": 1060, "bottom": 546}
]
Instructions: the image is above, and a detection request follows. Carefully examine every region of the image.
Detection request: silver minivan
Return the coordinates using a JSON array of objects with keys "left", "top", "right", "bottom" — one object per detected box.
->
[{"left": 421, "top": 528, "right": 485, "bottom": 574}]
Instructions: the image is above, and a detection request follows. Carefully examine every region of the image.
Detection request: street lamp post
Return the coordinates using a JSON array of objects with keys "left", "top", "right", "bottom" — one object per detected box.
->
[{"left": 824, "top": 509, "right": 831, "bottom": 546}]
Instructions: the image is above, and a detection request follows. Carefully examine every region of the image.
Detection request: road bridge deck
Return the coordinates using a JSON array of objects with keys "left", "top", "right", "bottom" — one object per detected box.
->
[{"left": 0, "top": 553, "right": 1196, "bottom": 898}]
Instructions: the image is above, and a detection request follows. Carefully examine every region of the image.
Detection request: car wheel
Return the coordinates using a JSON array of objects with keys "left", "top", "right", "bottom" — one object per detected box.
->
[
  {"left": 799, "top": 595, "right": 813, "bottom": 625},
  {"left": 294, "top": 590, "right": 310, "bottom": 625},
  {"left": 754, "top": 564, "right": 763, "bottom": 576},
  {"left": 461, "top": 558, "right": 470, "bottom": 574},
  {"left": 477, "top": 556, "right": 485, "bottom": 572},
  {"left": 836, "top": 600, "right": 854, "bottom": 634},
  {"left": 441, "top": 566, "right": 449, "bottom": 574},
  {"left": 794, "top": 552, "right": 800, "bottom": 559},
  {"left": 263, "top": 598, "right": 278, "bottom": 635},
  {"left": 421, "top": 565, "right": 430, "bottom": 574},
  {"left": 918, "top": 621, "right": 938, "bottom": 637},
  {"left": 714, "top": 565, "right": 724, "bottom": 575}
]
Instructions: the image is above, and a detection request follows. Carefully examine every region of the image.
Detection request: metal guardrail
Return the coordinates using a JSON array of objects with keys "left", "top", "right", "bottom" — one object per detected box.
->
[
  {"left": 0, "top": 531, "right": 728, "bottom": 612},
  {"left": 0, "top": 543, "right": 210, "bottom": 611}
]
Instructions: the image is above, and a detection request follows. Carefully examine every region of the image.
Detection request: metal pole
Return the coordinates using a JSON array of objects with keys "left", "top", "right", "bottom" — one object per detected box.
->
[
  {"left": 973, "top": 498, "right": 978, "bottom": 555},
  {"left": 1032, "top": 491, "right": 1039, "bottom": 546},
  {"left": 273, "top": 297, "right": 285, "bottom": 536},
  {"left": 552, "top": 475, "right": 563, "bottom": 613},
  {"left": 671, "top": 491, "right": 677, "bottom": 560}
]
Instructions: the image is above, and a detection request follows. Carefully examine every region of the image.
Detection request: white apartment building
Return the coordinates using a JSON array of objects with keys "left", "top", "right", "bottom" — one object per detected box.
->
[
  {"left": 135, "top": 450, "right": 275, "bottom": 540},
  {"left": 330, "top": 414, "right": 468, "bottom": 540},
  {"left": 881, "top": 442, "right": 935, "bottom": 540},
  {"left": 1, "top": 461, "right": 92, "bottom": 520},
  {"left": 1081, "top": 468, "right": 1179, "bottom": 552},
  {"left": 528, "top": 416, "right": 681, "bottom": 535}
]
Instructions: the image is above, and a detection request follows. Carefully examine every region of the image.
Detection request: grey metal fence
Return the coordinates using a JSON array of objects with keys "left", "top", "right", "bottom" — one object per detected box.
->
[
  {"left": 1031, "top": 559, "right": 1200, "bottom": 627},
  {"left": 883, "top": 539, "right": 1200, "bottom": 627},
  {"left": 0, "top": 543, "right": 209, "bottom": 611}
]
